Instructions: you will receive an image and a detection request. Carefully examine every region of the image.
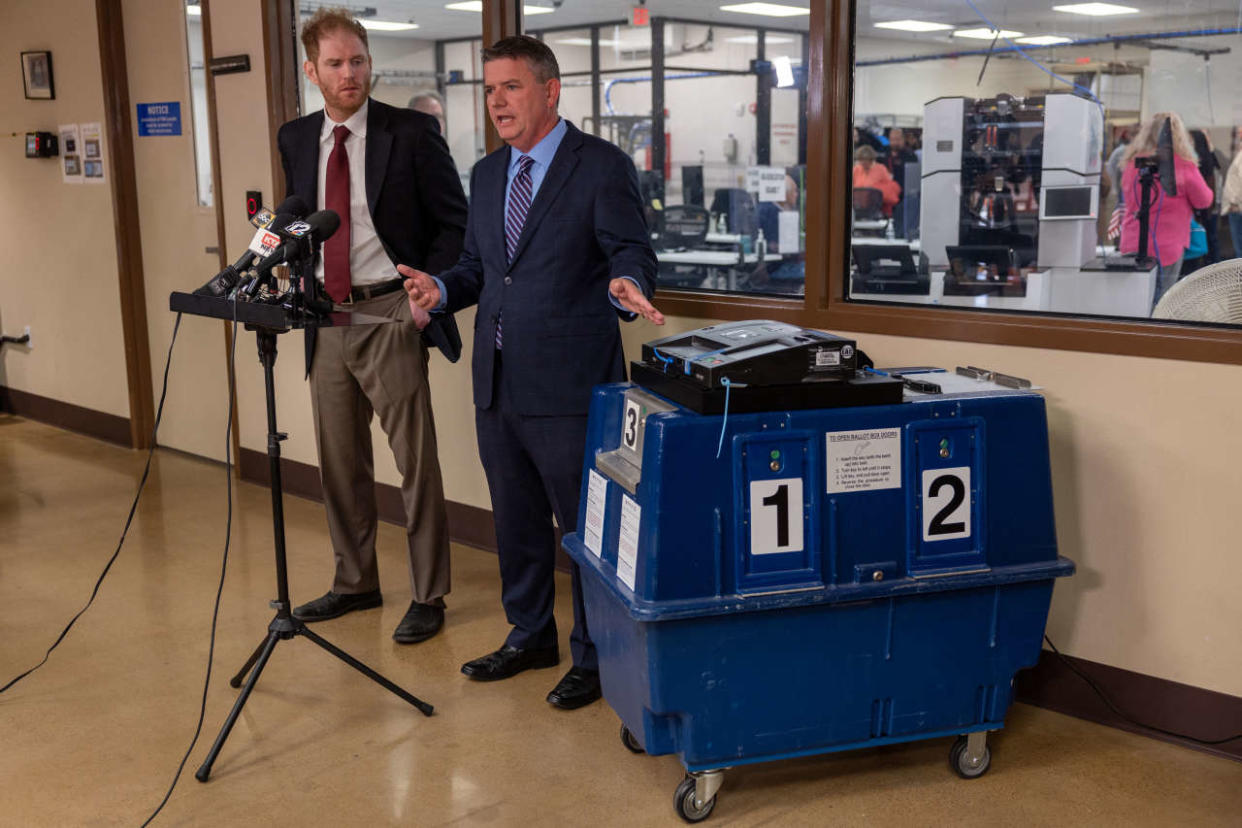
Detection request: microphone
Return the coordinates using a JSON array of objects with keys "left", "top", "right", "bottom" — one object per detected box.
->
[
  {"left": 234, "top": 211, "right": 300, "bottom": 299},
  {"left": 252, "top": 209, "right": 341, "bottom": 277},
  {"left": 192, "top": 195, "right": 309, "bottom": 297}
]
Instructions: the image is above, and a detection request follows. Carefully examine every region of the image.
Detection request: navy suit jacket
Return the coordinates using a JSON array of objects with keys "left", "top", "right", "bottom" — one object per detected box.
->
[
  {"left": 277, "top": 98, "right": 468, "bottom": 367},
  {"left": 438, "top": 121, "right": 657, "bottom": 416}
]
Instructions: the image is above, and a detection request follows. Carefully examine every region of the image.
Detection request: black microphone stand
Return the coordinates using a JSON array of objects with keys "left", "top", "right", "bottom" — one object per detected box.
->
[
  {"left": 191, "top": 238, "right": 431, "bottom": 784},
  {"left": 1133, "top": 156, "right": 1159, "bottom": 270}
]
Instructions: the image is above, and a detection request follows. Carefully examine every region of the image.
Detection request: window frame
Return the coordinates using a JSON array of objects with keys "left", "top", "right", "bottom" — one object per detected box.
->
[
  {"left": 652, "top": 0, "right": 1242, "bottom": 365},
  {"left": 264, "top": 0, "right": 1242, "bottom": 365}
]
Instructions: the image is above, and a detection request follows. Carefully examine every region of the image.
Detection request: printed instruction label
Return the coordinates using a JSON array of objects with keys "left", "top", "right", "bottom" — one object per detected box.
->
[
  {"left": 826, "top": 428, "right": 902, "bottom": 493},
  {"left": 616, "top": 495, "right": 641, "bottom": 591},
  {"left": 584, "top": 469, "right": 607, "bottom": 557}
]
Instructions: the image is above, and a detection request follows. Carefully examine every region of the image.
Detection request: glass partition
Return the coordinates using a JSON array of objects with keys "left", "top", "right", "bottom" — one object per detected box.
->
[
  {"left": 532, "top": 4, "right": 809, "bottom": 298},
  {"left": 296, "top": 2, "right": 486, "bottom": 192},
  {"left": 287, "top": 1, "right": 809, "bottom": 297},
  {"left": 850, "top": 0, "right": 1241, "bottom": 323},
  {"left": 184, "top": 2, "right": 212, "bottom": 207}
]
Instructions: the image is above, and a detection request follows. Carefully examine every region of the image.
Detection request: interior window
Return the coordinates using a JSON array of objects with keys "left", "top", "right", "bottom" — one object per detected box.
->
[
  {"left": 850, "top": 0, "right": 1239, "bottom": 325},
  {"left": 185, "top": 2, "right": 213, "bottom": 207},
  {"left": 528, "top": 3, "right": 810, "bottom": 298}
]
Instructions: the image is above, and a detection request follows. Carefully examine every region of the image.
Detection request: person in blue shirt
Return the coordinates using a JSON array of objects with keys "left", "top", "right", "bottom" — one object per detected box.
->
[{"left": 402, "top": 36, "right": 663, "bottom": 710}]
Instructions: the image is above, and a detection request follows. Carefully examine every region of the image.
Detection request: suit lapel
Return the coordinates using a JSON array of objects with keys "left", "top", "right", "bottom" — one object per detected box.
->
[
  {"left": 364, "top": 99, "right": 391, "bottom": 218},
  {"left": 492, "top": 146, "right": 513, "bottom": 266},
  {"left": 299, "top": 112, "right": 325, "bottom": 208},
  {"left": 507, "top": 123, "right": 582, "bottom": 270}
]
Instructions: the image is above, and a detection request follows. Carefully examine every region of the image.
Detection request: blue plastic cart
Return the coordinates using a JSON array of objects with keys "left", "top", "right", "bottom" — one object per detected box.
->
[{"left": 563, "top": 377, "right": 1074, "bottom": 822}]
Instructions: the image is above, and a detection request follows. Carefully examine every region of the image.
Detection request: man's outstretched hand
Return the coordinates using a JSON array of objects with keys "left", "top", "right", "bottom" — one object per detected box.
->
[
  {"left": 400, "top": 264, "right": 440, "bottom": 327},
  {"left": 610, "top": 278, "right": 665, "bottom": 325}
]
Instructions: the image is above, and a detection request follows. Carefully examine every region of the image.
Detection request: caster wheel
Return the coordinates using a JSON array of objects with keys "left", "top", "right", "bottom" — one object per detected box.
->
[
  {"left": 674, "top": 776, "right": 716, "bottom": 823},
  {"left": 949, "top": 735, "right": 992, "bottom": 779},
  {"left": 620, "top": 724, "right": 644, "bottom": 754}
]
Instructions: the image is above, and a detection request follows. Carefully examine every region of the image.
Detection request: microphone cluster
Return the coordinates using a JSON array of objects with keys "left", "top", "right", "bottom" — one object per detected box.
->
[{"left": 192, "top": 195, "right": 341, "bottom": 303}]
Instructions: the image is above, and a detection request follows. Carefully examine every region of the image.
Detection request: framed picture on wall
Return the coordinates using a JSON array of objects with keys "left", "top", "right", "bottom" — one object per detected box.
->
[{"left": 21, "top": 50, "right": 54, "bottom": 100}]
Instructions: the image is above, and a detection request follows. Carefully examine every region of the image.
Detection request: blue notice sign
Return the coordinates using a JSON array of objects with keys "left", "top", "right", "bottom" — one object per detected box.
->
[{"left": 137, "top": 102, "right": 182, "bottom": 136}]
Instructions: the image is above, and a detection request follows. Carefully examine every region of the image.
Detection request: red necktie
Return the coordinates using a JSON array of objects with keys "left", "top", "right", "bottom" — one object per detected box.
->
[{"left": 323, "top": 125, "right": 352, "bottom": 303}]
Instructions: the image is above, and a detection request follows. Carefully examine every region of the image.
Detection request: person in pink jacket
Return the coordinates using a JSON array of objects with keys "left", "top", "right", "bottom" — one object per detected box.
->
[
  {"left": 853, "top": 145, "right": 901, "bottom": 215},
  {"left": 1118, "top": 111, "right": 1213, "bottom": 303}
]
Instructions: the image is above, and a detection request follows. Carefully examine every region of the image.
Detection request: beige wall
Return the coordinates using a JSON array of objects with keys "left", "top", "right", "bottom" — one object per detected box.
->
[
  {"left": 3, "top": 2, "right": 1239, "bottom": 700},
  {"left": 0, "top": 0, "right": 129, "bottom": 417}
]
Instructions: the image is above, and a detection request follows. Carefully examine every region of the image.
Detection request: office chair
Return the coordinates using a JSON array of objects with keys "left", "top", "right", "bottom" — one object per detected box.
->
[
  {"left": 656, "top": 204, "right": 713, "bottom": 288},
  {"left": 852, "top": 187, "right": 889, "bottom": 237}
]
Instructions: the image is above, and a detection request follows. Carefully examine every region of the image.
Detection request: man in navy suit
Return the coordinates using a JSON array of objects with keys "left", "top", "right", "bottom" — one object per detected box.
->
[
  {"left": 403, "top": 36, "right": 664, "bottom": 710},
  {"left": 279, "top": 9, "right": 467, "bottom": 645}
]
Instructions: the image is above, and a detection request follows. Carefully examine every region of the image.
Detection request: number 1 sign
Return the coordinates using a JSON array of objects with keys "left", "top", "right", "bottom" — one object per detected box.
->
[{"left": 749, "top": 478, "right": 804, "bottom": 556}]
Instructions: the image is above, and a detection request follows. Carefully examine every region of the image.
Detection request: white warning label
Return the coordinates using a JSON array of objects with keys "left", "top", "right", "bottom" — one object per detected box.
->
[
  {"left": 826, "top": 428, "right": 902, "bottom": 493},
  {"left": 616, "top": 495, "right": 641, "bottom": 591},
  {"left": 583, "top": 469, "right": 606, "bottom": 557}
]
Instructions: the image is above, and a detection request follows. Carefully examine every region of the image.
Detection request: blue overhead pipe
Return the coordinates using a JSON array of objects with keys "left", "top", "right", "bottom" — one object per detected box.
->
[
  {"left": 857, "top": 26, "right": 1242, "bottom": 68},
  {"left": 604, "top": 71, "right": 724, "bottom": 114}
]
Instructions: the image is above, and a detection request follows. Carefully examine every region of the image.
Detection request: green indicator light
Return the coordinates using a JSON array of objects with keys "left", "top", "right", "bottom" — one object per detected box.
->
[
  {"left": 770, "top": 449, "right": 781, "bottom": 460},
  {"left": 939, "top": 438, "right": 949, "bottom": 449}
]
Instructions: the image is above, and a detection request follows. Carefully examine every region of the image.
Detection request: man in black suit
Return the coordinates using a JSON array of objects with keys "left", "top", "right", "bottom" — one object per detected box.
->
[
  {"left": 279, "top": 9, "right": 467, "bottom": 644},
  {"left": 402, "top": 36, "right": 663, "bottom": 709}
]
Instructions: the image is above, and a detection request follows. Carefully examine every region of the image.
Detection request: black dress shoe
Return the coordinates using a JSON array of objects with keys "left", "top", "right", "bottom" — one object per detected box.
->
[
  {"left": 547, "top": 666, "right": 602, "bottom": 710},
  {"left": 460, "top": 645, "right": 559, "bottom": 681},
  {"left": 291, "top": 589, "right": 382, "bottom": 622},
  {"left": 392, "top": 601, "right": 444, "bottom": 644}
]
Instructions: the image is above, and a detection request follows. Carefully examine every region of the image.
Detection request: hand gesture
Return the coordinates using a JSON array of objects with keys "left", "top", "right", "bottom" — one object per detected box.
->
[
  {"left": 609, "top": 278, "right": 665, "bottom": 325},
  {"left": 399, "top": 264, "right": 442, "bottom": 326}
]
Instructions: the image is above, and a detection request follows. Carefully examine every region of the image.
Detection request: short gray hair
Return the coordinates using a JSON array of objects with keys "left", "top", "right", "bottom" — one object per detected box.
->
[
  {"left": 408, "top": 90, "right": 444, "bottom": 110},
  {"left": 481, "top": 35, "right": 560, "bottom": 84}
]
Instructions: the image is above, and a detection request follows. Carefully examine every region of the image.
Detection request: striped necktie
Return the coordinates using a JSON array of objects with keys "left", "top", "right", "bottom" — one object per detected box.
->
[{"left": 498, "top": 154, "right": 534, "bottom": 350}]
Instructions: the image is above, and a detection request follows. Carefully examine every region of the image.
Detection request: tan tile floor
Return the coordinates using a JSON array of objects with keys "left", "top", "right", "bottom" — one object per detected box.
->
[{"left": 1, "top": 416, "right": 1239, "bottom": 826}]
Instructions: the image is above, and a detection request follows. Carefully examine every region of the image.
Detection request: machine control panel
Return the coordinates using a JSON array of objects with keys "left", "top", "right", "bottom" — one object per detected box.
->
[{"left": 641, "top": 320, "right": 857, "bottom": 389}]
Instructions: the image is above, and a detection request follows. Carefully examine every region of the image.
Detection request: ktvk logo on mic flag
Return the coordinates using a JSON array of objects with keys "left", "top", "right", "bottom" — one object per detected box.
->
[{"left": 248, "top": 229, "right": 282, "bottom": 258}]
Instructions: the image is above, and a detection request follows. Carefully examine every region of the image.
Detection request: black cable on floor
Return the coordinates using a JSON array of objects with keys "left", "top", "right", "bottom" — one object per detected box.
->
[
  {"left": 142, "top": 308, "right": 241, "bottom": 826},
  {"left": 1044, "top": 635, "right": 1241, "bottom": 745},
  {"left": 0, "top": 314, "right": 182, "bottom": 696}
]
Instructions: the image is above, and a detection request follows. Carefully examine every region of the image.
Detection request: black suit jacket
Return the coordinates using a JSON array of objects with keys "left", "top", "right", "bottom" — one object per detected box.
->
[
  {"left": 277, "top": 98, "right": 468, "bottom": 367},
  {"left": 437, "top": 120, "right": 657, "bottom": 416}
]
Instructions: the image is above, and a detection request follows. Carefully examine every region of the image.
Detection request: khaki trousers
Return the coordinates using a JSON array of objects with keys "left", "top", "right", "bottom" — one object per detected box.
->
[{"left": 309, "top": 288, "right": 450, "bottom": 604}]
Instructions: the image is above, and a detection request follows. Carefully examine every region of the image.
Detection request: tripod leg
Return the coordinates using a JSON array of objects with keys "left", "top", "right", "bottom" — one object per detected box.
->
[
  {"left": 228, "top": 636, "right": 269, "bottom": 689},
  {"left": 195, "top": 631, "right": 281, "bottom": 783},
  {"left": 299, "top": 626, "right": 434, "bottom": 716}
]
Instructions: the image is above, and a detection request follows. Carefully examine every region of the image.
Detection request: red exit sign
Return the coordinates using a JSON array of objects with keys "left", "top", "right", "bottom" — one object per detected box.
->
[{"left": 632, "top": 6, "right": 649, "bottom": 26}]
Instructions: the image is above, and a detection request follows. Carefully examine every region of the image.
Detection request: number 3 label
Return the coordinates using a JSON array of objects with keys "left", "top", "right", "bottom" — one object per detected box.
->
[
  {"left": 621, "top": 399, "right": 641, "bottom": 451},
  {"left": 921, "top": 467, "right": 971, "bottom": 542},
  {"left": 749, "top": 478, "right": 804, "bottom": 555}
]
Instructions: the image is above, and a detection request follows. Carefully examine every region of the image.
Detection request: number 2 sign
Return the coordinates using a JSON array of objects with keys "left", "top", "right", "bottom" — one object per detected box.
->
[{"left": 921, "top": 467, "right": 971, "bottom": 542}]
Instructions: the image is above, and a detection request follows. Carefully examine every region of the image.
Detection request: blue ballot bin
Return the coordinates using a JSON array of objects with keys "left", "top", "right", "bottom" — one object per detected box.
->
[{"left": 562, "top": 376, "right": 1074, "bottom": 822}]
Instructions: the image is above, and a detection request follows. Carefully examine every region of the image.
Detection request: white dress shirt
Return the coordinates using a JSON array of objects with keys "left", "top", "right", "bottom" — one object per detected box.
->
[{"left": 315, "top": 100, "right": 393, "bottom": 287}]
